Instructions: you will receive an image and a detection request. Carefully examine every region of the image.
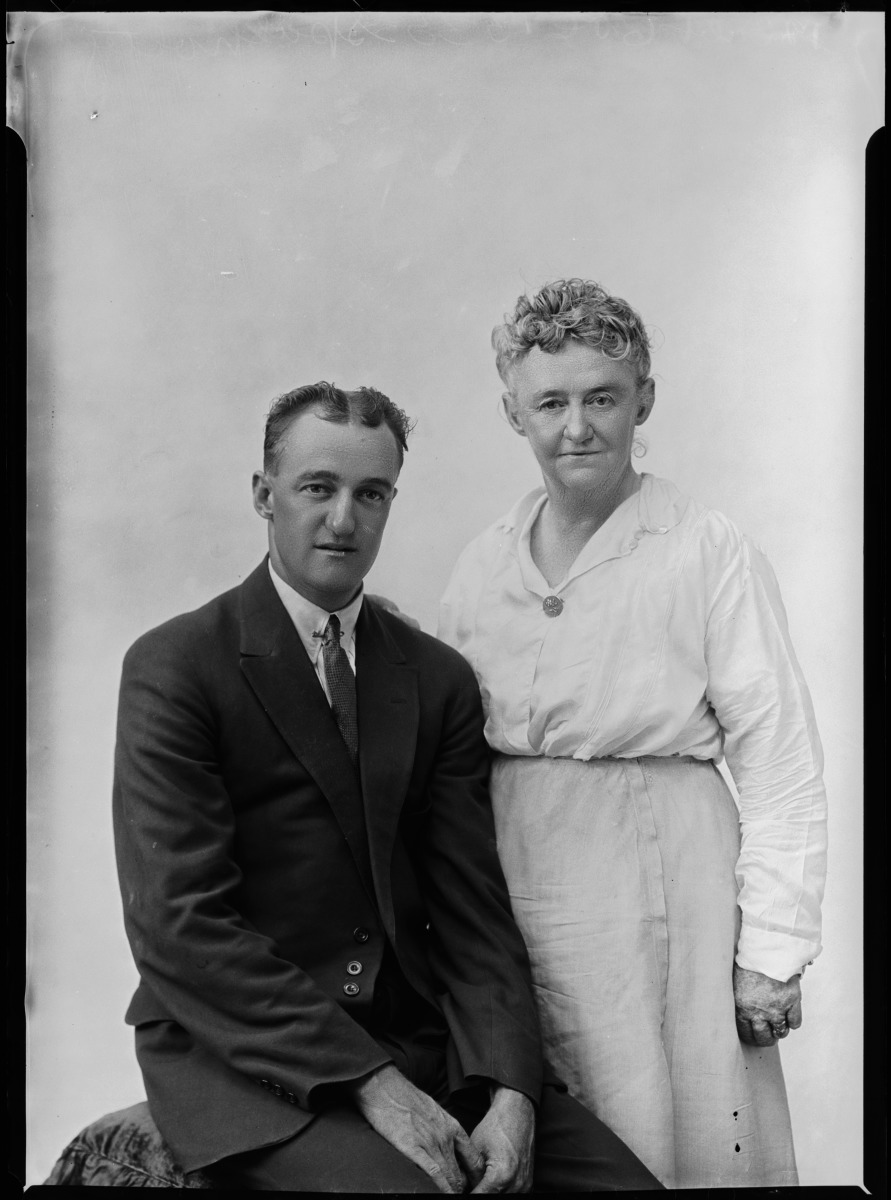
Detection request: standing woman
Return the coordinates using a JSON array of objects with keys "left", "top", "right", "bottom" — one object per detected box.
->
[{"left": 438, "top": 279, "right": 827, "bottom": 1189}]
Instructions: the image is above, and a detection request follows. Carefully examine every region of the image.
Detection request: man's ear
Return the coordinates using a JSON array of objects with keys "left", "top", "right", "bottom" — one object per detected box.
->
[
  {"left": 252, "top": 471, "right": 274, "bottom": 520},
  {"left": 635, "top": 378, "right": 656, "bottom": 426},
  {"left": 502, "top": 392, "right": 527, "bottom": 438}
]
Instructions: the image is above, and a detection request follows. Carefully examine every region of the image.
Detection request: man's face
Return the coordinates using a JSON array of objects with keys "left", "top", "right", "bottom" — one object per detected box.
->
[{"left": 252, "top": 405, "right": 400, "bottom": 611}]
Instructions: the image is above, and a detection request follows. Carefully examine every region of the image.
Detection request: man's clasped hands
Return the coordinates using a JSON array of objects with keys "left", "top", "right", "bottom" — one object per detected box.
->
[{"left": 350, "top": 1064, "right": 535, "bottom": 1194}]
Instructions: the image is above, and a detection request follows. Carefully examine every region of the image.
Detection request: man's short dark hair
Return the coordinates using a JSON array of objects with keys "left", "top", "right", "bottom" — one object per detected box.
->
[{"left": 263, "top": 381, "right": 414, "bottom": 473}]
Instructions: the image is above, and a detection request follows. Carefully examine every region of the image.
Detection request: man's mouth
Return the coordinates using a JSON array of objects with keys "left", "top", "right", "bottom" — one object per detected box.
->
[{"left": 316, "top": 544, "right": 357, "bottom": 555}]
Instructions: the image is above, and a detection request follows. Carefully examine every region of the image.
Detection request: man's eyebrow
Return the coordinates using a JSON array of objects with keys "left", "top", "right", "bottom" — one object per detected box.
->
[
  {"left": 294, "top": 469, "right": 394, "bottom": 491},
  {"left": 295, "top": 469, "right": 340, "bottom": 483}
]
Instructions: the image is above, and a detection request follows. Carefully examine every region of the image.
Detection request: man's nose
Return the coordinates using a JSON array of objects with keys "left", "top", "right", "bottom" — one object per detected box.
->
[
  {"left": 564, "top": 402, "right": 593, "bottom": 442},
  {"left": 326, "top": 493, "right": 357, "bottom": 537}
]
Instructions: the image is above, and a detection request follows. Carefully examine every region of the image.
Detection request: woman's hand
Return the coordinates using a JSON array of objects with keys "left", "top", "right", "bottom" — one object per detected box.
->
[
  {"left": 733, "top": 965, "right": 802, "bottom": 1047},
  {"left": 367, "top": 594, "right": 421, "bottom": 630}
]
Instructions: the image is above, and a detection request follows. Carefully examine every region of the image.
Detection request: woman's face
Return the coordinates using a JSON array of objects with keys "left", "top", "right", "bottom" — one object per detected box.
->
[{"left": 503, "top": 341, "right": 655, "bottom": 500}]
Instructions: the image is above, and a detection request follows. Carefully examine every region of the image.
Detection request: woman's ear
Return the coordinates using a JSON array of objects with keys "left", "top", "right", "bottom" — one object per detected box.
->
[
  {"left": 502, "top": 392, "right": 527, "bottom": 437},
  {"left": 635, "top": 378, "right": 656, "bottom": 426}
]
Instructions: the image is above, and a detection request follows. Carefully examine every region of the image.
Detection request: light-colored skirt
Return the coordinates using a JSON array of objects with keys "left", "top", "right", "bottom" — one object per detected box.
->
[{"left": 490, "top": 753, "right": 798, "bottom": 1190}]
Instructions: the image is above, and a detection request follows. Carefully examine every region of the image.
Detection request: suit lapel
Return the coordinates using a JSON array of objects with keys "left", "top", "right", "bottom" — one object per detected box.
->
[
  {"left": 237, "top": 562, "right": 375, "bottom": 901},
  {"left": 355, "top": 602, "right": 419, "bottom": 947}
]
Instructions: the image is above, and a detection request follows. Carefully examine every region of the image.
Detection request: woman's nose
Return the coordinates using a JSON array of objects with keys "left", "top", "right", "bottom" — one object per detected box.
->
[
  {"left": 564, "top": 403, "right": 593, "bottom": 442},
  {"left": 327, "top": 495, "right": 356, "bottom": 536}
]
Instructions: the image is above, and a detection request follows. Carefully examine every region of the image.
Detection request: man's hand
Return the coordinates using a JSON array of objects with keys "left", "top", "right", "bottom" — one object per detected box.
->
[
  {"left": 733, "top": 965, "right": 803, "bottom": 1047},
  {"left": 347, "top": 1064, "right": 484, "bottom": 1194},
  {"left": 467, "top": 1086, "right": 535, "bottom": 1194}
]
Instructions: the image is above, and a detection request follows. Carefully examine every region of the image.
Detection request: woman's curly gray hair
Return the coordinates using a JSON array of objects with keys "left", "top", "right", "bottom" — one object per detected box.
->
[{"left": 492, "top": 279, "right": 652, "bottom": 385}]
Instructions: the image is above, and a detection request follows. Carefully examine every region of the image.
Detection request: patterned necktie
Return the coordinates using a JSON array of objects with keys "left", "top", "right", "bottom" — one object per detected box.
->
[{"left": 322, "top": 614, "right": 358, "bottom": 763}]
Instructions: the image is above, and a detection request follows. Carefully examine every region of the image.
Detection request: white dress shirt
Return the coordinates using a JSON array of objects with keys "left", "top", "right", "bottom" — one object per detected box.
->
[
  {"left": 268, "top": 561, "right": 361, "bottom": 703},
  {"left": 438, "top": 474, "right": 828, "bottom": 982}
]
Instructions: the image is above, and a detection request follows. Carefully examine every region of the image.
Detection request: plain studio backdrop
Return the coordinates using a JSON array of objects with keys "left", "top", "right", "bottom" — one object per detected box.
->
[{"left": 17, "top": 11, "right": 881, "bottom": 1188}]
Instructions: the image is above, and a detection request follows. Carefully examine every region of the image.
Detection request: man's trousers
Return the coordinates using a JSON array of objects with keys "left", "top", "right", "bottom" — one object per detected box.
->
[{"left": 196, "top": 1031, "right": 663, "bottom": 1192}]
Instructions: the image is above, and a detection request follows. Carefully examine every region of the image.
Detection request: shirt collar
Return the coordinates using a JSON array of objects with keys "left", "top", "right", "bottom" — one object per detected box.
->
[{"left": 267, "top": 560, "right": 363, "bottom": 662}]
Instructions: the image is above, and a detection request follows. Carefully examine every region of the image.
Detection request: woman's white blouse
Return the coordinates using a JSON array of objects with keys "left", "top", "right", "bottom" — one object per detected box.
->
[{"left": 438, "top": 474, "right": 827, "bottom": 983}]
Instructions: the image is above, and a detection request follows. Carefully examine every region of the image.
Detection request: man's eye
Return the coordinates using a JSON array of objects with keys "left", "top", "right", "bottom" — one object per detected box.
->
[
  {"left": 360, "top": 490, "right": 384, "bottom": 503},
  {"left": 538, "top": 399, "right": 563, "bottom": 412},
  {"left": 589, "top": 395, "right": 613, "bottom": 407},
  {"left": 303, "top": 484, "right": 330, "bottom": 495}
]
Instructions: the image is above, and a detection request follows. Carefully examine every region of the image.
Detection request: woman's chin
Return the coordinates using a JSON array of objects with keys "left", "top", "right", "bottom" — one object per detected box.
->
[{"left": 551, "top": 460, "right": 612, "bottom": 490}]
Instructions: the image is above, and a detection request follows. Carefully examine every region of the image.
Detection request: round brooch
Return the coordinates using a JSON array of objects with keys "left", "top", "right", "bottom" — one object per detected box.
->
[{"left": 542, "top": 595, "right": 564, "bottom": 618}]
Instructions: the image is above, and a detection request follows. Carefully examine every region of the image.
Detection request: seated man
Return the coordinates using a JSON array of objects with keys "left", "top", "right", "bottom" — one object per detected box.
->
[{"left": 112, "top": 381, "right": 661, "bottom": 1193}]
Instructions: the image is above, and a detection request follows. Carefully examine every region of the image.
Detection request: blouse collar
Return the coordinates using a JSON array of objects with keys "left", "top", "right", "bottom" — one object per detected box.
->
[{"left": 502, "top": 474, "right": 688, "bottom": 597}]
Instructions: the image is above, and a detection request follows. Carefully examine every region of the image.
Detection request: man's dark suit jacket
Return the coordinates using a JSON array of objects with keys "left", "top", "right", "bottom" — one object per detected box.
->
[{"left": 112, "top": 560, "right": 543, "bottom": 1173}]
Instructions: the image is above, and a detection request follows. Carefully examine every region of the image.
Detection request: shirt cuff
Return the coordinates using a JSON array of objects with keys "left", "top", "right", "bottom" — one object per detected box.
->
[
  {"left": 736, "top": 925, "right": 821, "bottom": 983},
  {"left": 445, "top": 1040, "right": 542, "bottom": 1109},
  {"left": 305, "top": 1051, "right": 396, "bottom": 1110}
]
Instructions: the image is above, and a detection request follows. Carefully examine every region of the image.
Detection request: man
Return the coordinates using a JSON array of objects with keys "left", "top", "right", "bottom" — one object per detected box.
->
[{"left": 112, "top": 381, "right": 661, "bottom": 1192}]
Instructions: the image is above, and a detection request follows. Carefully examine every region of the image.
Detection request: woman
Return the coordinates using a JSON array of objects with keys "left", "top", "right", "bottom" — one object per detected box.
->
[{"left": 438, "top": 279, "right": 827, "bottom": 1189}]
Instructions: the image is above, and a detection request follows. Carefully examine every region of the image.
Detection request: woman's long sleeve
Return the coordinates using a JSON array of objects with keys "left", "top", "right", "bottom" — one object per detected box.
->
[{"left": 704, "top": 537, "right": 828, "bottom": 982}]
